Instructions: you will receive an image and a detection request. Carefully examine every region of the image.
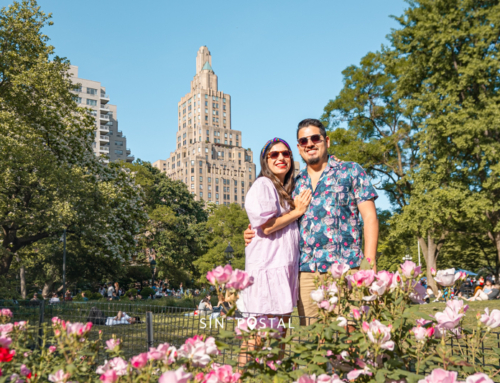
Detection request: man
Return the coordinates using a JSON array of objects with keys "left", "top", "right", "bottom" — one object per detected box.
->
[
  {"left": 107, "top": 283, "right": 114, "bottom": 298},
  {"left": 244, "top": 119, "right": 379, "bottom": 324}
]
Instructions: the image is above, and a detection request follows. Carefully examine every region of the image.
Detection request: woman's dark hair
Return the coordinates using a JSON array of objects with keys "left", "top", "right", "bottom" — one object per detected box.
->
[
  {"left": 297, "top": 118, "right": 327, "bottom": 138},
  {"left": 259, "top": 141, "right": 296, "bottom": 209}
]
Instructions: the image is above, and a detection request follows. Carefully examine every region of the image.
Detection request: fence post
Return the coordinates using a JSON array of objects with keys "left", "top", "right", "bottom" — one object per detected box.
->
[
  {"left": 38, "top": 300, "right": 45, "bottom": 348},
  {"left": 146, "top": 312, "right": 154, "bottom": 349}
]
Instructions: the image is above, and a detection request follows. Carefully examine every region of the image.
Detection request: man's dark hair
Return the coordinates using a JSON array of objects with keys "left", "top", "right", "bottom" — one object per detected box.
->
[{"left": 297, "top": 118, "right": 327, "bottom": 138}]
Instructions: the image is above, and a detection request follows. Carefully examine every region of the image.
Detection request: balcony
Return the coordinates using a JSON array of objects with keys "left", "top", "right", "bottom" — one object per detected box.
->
[
  {"left": 100, "top": 93, "right": 110, "bottom": 104},
  {"left": 100, "top": 105, "right": 109, "bottom": 113},
  {"left": 126, "top": 148, "right": 131, "bottom": 154},
  {"left": 99, "top": 114, "right": 110, "bottom": 122},
  {"left": 99, "top": 135, "right": 109, "bottom": 142},
  {"left": 126, "top": 155, "right": 135, "bottom": 163},
  {"left": 99, "top": 125, "right": 109, "bottom": 133},
  {"left": 99, "top": 146, "right": 109, "bottom": 153}
]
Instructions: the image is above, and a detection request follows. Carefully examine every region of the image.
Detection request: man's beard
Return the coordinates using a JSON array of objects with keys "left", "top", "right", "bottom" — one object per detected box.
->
[
  {"left": 305, "top": 156, "right": 321, "bottom": 165},
  {"left": 304, "top": 150, "right": 327, "bottom": 165}
]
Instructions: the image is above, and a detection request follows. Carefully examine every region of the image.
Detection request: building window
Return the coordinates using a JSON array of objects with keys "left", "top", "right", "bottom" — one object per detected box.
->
[
  {"left": 74, "top": 96, "right": 82, "bottom": 104},
  {"left": 208, "top": 193, "right": 212, "bottom": 198},
  {"left": 115, "top": 141, "right": 123, "bottom": 146},
  {"left": 208, "top": 185, "right": 211, "bottom": 191},
  {"left": 87, "top": 87, "right": 97, "bottom": 95},
  {"left": 191, "top": 160, "right": 195, "bottom": 165},
  {"left": 208, "top": 177, "right": 211, "bottom": 183},
  {"left": 200, "top": 192, "right": 203, "bottom": 198},
  {"left": 199, "top": 176, "right": 203, "bottom": 182},
  {"left": 216, "top": 178, "right": 219, "bottom": 184},
  {"left": 249, "top": 174, "right": 252, "bottom": 180},
  {"left": 241, "top": 181, "right": 244, "bottom": 187},
  {"left": 216, "top": 193, "right": 219, "bottom": 199},
  {"left": 191, "top": 176, "right": 194, "bottom": 181},
  {"left": 115, "top": 150, "right": 123, "bottom": 155},
  {"left": 216, "top": 186, "right": 219, "bottom": 192},
  {"left": 191, "top": 168, "right": 194, "bottom": 173},
  {"left": 199, "top": 184, "right": 203, "bottom": 190},
  {"left": 191, "top": 184, "right": 194, "bottom": 189},
  {"left": 86, "top": 99, "right": 97, "bottom": 106}
]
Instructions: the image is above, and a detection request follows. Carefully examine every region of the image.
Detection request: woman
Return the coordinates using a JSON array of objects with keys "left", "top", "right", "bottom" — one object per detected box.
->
[
  {"left": 198, "top": 296, "right": 213, "bottom": 314},
  {"left": 464, "top": 279, "right": 497, "bottom": 301},
  {"left": 242, "top": 138, "right": 311, "bottom": 319}
]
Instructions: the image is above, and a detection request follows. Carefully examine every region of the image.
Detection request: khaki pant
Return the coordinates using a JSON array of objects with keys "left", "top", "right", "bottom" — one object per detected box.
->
[
  {"left": 297, "top": 271, "right": 324, "bottom": 326},
  {"left": 297, "top": 269, "right": 359, "bottom": 326}
]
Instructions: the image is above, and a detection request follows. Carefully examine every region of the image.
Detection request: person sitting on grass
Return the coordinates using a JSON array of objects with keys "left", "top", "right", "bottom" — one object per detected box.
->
[
  {"left": 198, "top": 295, "right": 213, "bottom": 314},
  {"left": 81, "top": 292, "right": 88, "bottom": 302},
  {"left": 460, "top": 279, "right": 498, "bottom": 301},
  {"left": 105, "top": 311, "right": 138, "bottom": 326}
]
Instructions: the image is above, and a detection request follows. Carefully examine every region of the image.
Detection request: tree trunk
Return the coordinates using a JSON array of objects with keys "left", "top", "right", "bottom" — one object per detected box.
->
[
  {"left": 42, "top": 280, "right": 53, "bottom": 299},
  {"left": 418, "top": 232, "right": 447, "bottom": 296},
  {"left": 16, "top": 256, "right": 26, "bottom": 299},
  {"left": 494, "top": 232, "right": 500, "bottom": 283}
]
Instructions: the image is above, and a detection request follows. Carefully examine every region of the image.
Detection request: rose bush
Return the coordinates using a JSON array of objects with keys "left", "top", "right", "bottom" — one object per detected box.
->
[{"left": 0, "top": 263, "right": 497, "bottom": 382}]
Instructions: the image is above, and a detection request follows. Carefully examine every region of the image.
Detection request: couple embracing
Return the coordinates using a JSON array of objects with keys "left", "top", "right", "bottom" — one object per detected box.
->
[{"left": 241, "top": 118, "right": 379, "bottom": 326}]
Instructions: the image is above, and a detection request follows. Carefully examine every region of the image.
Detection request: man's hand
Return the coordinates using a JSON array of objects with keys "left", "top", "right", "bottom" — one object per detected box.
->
[{"left": 244, "top": 224, "right": 255, "bottom": 246}]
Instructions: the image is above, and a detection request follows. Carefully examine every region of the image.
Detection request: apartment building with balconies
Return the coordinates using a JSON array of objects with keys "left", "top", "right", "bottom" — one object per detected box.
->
[
  {"left": 68, "top": 65, "right": 134, "bottom": 163},
  {"left": 153, "top": 46, "right": 256, "bottom": 207}
]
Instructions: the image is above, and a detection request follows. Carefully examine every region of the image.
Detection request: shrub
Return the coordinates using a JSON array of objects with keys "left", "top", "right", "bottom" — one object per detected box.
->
[
  {"left": 125, "top": 288, "right": 138, "bottom": 297},
  {"left": 138, "top": 287, "right": 154, "bottom": 298}
]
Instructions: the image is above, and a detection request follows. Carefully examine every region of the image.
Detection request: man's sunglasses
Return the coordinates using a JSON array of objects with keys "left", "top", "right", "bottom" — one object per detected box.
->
[
  {"left": 298, "top": 134, "right": 324, "bottom": 147},
  {"left": 268, "top": 150, "right": 291, "bottom": 160}
]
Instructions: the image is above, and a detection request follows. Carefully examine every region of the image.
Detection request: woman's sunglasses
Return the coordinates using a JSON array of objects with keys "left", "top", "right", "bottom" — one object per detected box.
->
[
  {"left": 268, "top": 150, "right": 291, "bottom": 160},
  {"left": 298, "top": 134, "right": 324, "bottom": 147}
]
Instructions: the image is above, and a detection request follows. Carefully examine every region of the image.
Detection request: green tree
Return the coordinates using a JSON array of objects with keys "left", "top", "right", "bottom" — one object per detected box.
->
[
  {"left": 389, "top": 0, "right": 500, "bottom": 282},
  {"left": 322, "top": 51, "right": 420, "bottom": 209},
  {"left": 123, "top": 161, "right": 208, "bottom": 285},
  {"left": 0, "top": 1, "right": 147, "bottom": 276},
  {"left": 194, "top": 204, "right": 249, "bottom": 281}
]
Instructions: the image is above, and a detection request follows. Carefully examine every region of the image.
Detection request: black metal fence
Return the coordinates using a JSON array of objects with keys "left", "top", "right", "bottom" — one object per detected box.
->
[{"left": 1, "top": 300, "right": 499, "bottom": 377}]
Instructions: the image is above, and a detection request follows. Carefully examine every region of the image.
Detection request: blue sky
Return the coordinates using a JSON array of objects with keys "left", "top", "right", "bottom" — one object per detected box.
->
[{"left": 11, "top": 0, "right": 408, "bottom": 210}]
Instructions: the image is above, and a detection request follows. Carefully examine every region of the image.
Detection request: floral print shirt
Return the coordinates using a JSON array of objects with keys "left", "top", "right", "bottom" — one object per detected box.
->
[{"left": 293, "top": 156, "right": 378, "bottom": 272}]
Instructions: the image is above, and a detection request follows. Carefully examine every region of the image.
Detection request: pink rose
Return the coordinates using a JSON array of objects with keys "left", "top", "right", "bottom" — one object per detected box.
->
[
  {"left": 412, "top": 326, "right": 428, "bottom": 341},
  {"left": 48, "top": 370, "right": 71, "bottom": 383},
  {"left": 48, "top": 346, "right": 57, "bottom": 353},
  {"left": 390, "top": 272, "right": 402, "bottom": 289},
  {"left": 400, "top": 260, "right": 421, "bottom": 278},
  {"left": 0, "top": 309, "right": 12, "bottom": 318},
  {"left": 14, "top": 322, "right": 27, "bottom": 330},
  {"left": 465, "top": 373, "right": 494, "bottom": 383},
  {"left": 352, "top": 308, "right": 361, "bottom": 320},
  {"left": 434, "top": 269, "right": 460, "bottom": 287},
  {"left": 435, "top": 301, "right": 466, "bottom": 330},
  {"left": 158, "top": 367, "right": 192, "bottom": 383},
  {"left": 330, "top": 264, "right": 350, "bottom": 279},
  {"left": 225, "top": 269, "right": 254, "bottom": 291},
  {"left": 365, "top": 320, "right": 394, "bottom": 350},
  {"left": 96, "top": 357, "right": 128, "bottom": 376},
  {"left": 212, "top": 265, "right": 233, "bottom": 284},
  {"left": 480, "top": 308, "right": 500, "bottom": 329},
  {"left": 100, "top": 370, "right": 118, "bottom": 383},
  {"left": 130, "top": 353, "right": 148, "bottom": 369},
  {"left": 20, "top": 365, "right": 30, "bottom": 377},
  {"left": 0, "top": 324, "right": 13, "bottom": 336},
  {"left": 0, "top": 337, "right": 11, "bottom": 348},
  {"left": 351, "top": 270, "right": 375, "bottom": 288},
  {"left": 347, "top": 368, "right": 372, "bottom": 381},
  {"left": 207, "top": 364, "right": 241, "bottom": 383},
  {"left": 418, "top": 369, "right": 458, "bottom": 383},
  {"left": 206, "top": 271, "right": 216, "bottom": 285},
  {"left": 105, "top": 339, "right": 120, "bottom": 351},
  {"left": 431, "top": 267, "right": 436, "bottom": 276}
]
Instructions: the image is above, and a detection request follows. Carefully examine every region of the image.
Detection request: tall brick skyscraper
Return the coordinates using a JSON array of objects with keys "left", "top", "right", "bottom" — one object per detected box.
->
[{"left": 154, "top": 46, "right": 256, "bottom": 207}]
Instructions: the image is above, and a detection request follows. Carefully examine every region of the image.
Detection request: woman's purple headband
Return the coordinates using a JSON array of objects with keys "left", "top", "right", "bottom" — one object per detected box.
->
[{"left": 260, "top": 137, "right": 292, "bottom": 158}]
